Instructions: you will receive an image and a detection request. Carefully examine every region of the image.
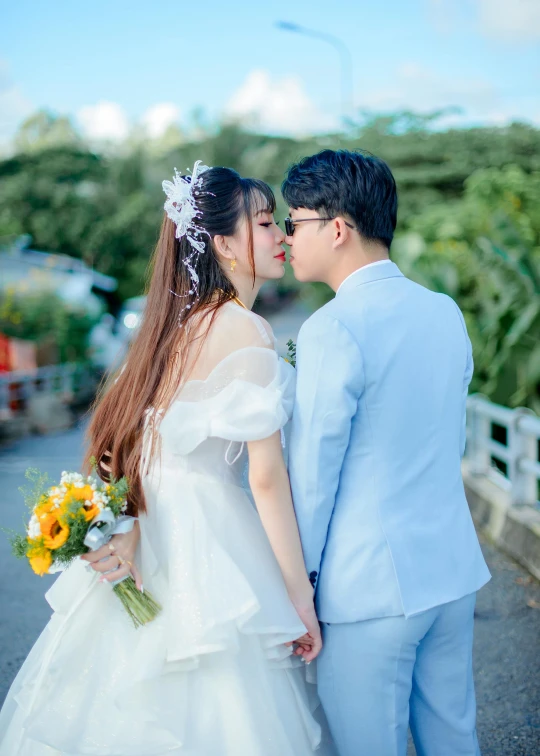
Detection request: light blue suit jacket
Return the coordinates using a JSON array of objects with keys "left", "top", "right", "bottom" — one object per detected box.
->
[{"left": 289, "top": 262, "right": 490, "bottom": 623}]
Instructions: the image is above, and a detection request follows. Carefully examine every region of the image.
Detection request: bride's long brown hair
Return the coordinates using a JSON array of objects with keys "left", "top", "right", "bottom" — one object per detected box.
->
[{"left": 85, "top": 167, "right": 276, "bottom": 515}]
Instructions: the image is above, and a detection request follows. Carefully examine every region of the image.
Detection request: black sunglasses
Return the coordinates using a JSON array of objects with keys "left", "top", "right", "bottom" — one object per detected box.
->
[{"left": 284, "top": 217, "right": 355, "bottom": 236}]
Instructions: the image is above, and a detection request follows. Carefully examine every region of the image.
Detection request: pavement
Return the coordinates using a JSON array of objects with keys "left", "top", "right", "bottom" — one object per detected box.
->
[{"left": 0, "top": 422, "right": 539, "bottom": 754}]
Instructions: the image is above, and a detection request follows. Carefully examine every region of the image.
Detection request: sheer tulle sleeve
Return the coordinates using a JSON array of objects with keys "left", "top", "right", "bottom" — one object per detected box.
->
[{"left": 158, "top": 308, "right": 295, "bottom": 456}]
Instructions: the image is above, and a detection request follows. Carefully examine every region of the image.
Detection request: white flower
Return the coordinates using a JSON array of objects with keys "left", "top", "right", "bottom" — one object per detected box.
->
[
  {"left": 27, "top": 514, "right": 41, "bottom": 539},
  {"left": 91, "top": 491, "right": 109, "bottom": 511},
  {"left": 61, "top": 471, "right": 84, "bottom": 485}
]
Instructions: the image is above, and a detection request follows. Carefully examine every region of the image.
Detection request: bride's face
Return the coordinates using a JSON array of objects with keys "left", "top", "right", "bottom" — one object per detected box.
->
[{"left": 231, "top": 209, "right": 288, "bottom": 282}]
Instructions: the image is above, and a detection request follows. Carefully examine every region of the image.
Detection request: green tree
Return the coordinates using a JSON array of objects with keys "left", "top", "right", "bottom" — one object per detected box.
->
[
  {"left": 394, "top": 165, "right": 540, "bottom": 411},
  {"left": 2, "top": 112, "right": 540, "bottom": 408},
  {"left": 14, "top": 111, "right": 81, "bottom": 154}
]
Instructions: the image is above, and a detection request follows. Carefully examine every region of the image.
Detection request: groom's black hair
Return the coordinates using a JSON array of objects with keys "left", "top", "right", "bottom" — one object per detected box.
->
[{"left": 281, "top": 149, "right": 398, "bottom": 250}]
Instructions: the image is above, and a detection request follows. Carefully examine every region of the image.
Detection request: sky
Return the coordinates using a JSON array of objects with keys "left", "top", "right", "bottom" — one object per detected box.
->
[{"left": 1, "top": 0, "right": 539, "bottom": 147}]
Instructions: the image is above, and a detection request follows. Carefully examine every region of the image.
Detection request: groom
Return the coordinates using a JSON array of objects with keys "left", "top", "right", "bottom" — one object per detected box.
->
[{"left": 283, "top": 149, "right": 491, "bottom": 756}]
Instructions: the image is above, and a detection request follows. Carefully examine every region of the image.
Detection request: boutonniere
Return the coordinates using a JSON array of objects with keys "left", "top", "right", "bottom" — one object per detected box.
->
[{"left": 284, "top": 339, "right": 296, "bottom": 368}]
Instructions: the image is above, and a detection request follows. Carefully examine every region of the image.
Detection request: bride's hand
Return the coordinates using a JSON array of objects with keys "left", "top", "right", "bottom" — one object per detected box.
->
[
  {"left": 288, "top": 602, "right": 322, "bottom": 663},
  {"left": 80, "top": 520, "right": 143, "bottom": 590}
]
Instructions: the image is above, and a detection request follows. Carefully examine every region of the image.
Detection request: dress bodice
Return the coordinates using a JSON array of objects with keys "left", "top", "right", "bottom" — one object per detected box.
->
[
  {"left": 154, "top": 347, "right": 295, "bottom": 481},
  {"left": 144, "top": 305, "right": 296, "bottom": 485}
]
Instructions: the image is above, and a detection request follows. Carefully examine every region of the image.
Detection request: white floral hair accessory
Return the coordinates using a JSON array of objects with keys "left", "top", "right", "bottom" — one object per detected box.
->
[
  {"left": 162, "top": 160, "right": 211, "bottom": 322},
  {"left": 162, "top": 160, "right": 210, "bottom": 250}
]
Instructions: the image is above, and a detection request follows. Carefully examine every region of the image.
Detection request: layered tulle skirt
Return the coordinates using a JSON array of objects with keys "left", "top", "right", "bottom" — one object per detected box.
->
[{"left": 0, "top": 466, "right": 330, "bottom": 755}]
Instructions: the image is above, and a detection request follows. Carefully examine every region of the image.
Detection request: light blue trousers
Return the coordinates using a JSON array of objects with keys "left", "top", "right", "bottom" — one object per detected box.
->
[{"left": 317, "top": 593, "right": 480, "bottom": 756}]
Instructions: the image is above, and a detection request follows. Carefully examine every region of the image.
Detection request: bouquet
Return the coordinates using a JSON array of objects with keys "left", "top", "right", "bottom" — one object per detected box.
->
[{"left": 9, "top": 467, "right": 161, "bottom": 628}]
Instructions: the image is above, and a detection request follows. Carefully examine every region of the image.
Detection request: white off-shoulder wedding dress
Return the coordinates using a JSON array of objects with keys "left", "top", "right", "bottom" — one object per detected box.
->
[{"left": 0, "top": 303, "right": 333, "bottom": 756}]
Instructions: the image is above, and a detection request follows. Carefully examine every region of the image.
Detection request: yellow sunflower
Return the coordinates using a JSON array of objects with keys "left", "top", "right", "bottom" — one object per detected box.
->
[
  {"left": 35, "top": 495, "right": 58, "bottom": 519},
  {"left": 69, "top": 484, "right": 95, "bottom": 503},
  {"left": 64, "top": 483, "right": 99, "bottom": 520},
  {"left": 40, "top": 512, "right": 70, "bottom": 550},
  {"left": 80, "top": 502, "right": 100, "bottom": 522},
  {"left": 27, "top": 542, "right": 53, "bottom": 576}
]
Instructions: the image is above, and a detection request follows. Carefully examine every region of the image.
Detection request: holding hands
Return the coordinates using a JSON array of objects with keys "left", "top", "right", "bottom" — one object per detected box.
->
[{"left": 287, "top": 600, "right": 322, "bottom": 663}]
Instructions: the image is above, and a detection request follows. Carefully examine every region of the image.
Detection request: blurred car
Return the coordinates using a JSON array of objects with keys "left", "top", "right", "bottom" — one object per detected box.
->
[{"left": 89, "top": 313, "right": 126, "bottom": 373}]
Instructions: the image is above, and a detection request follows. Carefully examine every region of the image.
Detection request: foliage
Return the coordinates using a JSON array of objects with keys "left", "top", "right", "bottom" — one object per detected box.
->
[
  {"left": 0, "top": 288, "right": 98, "bottom": 362},
  {"left": 286, "top": 339, "right": 297, "bottom": 368},
  {"left": 393, "top": 165, "right": 540, "bottom": 412},
  {"left": 1, "top": 110, "right": 540, "bottom": 407},
  {"left": 13, "top": 111, "right": 82, "bottom": 154},
  {"left": 3, "top": 468, "right": 51, "bottom": 559},
  {"left": 19, "top": 467, "right": 50, "bottom": 511},
  {"left": 2, "top": 112, "right": 538, "bottom": 302}
]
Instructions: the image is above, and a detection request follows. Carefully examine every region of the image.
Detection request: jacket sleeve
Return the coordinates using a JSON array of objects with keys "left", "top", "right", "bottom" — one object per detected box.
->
[
  {"left": 288, "top": 313, "right": 364, "bottom": 590},
  {"left": 452, "top": 302, "right": 474, "bottom": 457}
]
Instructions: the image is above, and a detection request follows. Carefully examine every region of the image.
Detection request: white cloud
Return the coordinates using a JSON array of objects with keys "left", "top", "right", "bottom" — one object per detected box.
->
[
  {"left": 225, "top": 70, "right": 337, "bottom": 136},
  {"left": 397, "top": 62, "right": 496, "bottom": 111},
  {"left": 428, "top": 0, "right": 540, "bottom": 42},
  {"left": 427, "top": 0, "right": 458, "bottom": 33},
  {"left": 359, "top": 62, "right": 540, "bottom": 127},
  {"left": 0, "top": 59, "right": 33, "bottom": 149},
  {"left": 360, "top": 62, "right": 492, "bottom": 115},
  {"left": 141, "top": 102, "right": 181, "bottom": 138},
  {"left": 77, "top": 101, "right": 130, "bottom": 142},
  {"left": 477, "top": 0, "right": 540, "bottom": 41}
]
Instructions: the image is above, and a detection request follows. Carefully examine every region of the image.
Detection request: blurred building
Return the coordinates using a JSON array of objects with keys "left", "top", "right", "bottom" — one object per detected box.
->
[
  {"left": 0, "top": 235, "right": 117, "bottom": 314},
  {"left": 0, "top": 236, "right": 118, "bottom": 372}
]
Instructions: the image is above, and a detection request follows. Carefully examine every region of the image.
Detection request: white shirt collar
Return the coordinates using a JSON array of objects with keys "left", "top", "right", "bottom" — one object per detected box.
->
[{"left": 336, "top": 259, "right": 393, "bottom": 294}]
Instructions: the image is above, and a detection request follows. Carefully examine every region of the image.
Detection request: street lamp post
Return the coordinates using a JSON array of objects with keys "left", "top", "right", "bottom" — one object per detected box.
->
[{"left": 276, "top": 21, "right": 354, "bottom": 124}]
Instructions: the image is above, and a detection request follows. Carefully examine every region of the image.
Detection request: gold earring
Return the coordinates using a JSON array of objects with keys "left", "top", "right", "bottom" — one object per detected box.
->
[{"left": 230, "top": 258, "right": 237, "bottom": 273}]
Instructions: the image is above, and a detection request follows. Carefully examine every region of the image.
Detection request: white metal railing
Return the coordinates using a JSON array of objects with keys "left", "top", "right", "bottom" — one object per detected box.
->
[
  {"left": 465, "top": 395, "right": 540, "bottom": 508},
  {"left": 0, "top": 363, "right": 97, "bottom": 419}
]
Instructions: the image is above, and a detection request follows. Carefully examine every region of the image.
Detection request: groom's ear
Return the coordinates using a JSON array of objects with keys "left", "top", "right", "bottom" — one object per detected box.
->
[{"left": 331, "top": 217, "right": 352, "bottom": 250}]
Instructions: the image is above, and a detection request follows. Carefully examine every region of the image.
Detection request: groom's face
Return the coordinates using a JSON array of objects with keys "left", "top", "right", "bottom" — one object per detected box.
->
[{"left": 286, "top": 208, "right": 333, "bottom": 283}]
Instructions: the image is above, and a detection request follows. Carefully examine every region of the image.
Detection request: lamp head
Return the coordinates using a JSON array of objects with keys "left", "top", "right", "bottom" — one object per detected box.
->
[{"left": 275, "top": 21, "right": 302, "bottom": 32}]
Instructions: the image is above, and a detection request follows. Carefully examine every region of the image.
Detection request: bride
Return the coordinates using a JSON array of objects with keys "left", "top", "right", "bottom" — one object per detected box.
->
[{"left": 0, "top": 162, "right": 335, "bottom": 755}]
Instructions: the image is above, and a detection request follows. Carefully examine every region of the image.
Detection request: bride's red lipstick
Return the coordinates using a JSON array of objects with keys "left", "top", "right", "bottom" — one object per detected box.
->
[{"left": 274, "top": 252, "right": 286, "bottom": 261}]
